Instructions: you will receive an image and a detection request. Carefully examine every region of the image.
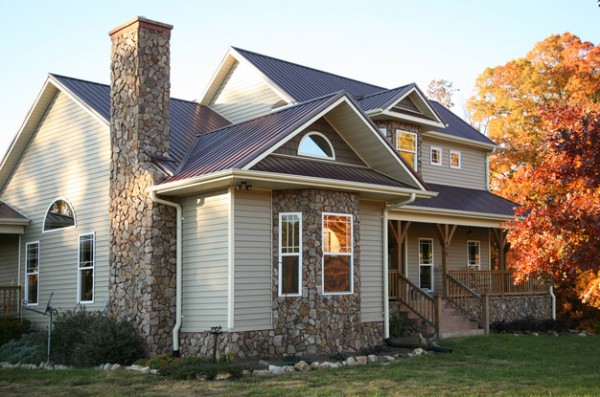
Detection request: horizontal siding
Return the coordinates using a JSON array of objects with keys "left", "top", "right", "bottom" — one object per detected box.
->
[
  {"left": 233, "top": 190, "right": 272, "bottom": 330},
  {"left": 359, "top": 200, "right": 384, "bottom": 323},
  {"left": 210, "top": 61, "right": 285, "bottom": 124},
  {"left": 0, "top": 91, "right": 110, "bottom": 329},
  {"left": 181, "top": 191, "right": 230, "bottom": 332},
  {"left": 420, "top": 138, "right": 487, "bottom": 190},
  {"left": 0, "top": 235, "right": 19, "bottom": 286}
]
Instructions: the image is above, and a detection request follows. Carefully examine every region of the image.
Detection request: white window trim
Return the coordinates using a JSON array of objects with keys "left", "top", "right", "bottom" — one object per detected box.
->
[
  {"left": 298, "top": 131, "right": 336, "bottom": 160},
  {"left": 396, "top": 130, "right": 418, "bottom": 170},
  {"left": 322, "top": 212, "right": 354, "bottom": 296},
  {"left": 42, "top": 198, "right": 76, "bottom": 233},
  {"left": 467, "top": 240, "right": 481, "bottom": 270},
  {"left": 278, "top": 212, "right": 303, "bottom": 297},
  {"left": 430, "top": 146, "right": 442, "bottom": 166},
  {"left": 418, "top": 238, "right": 434, "bottom": 291},
  {"left": 450, "top": 150, "right": 462, "bottom": 169},
  {"left": 78, "top": 232, "right": 96, "bottom": 304},
  {"left": 25, "top": 241, "right": 40, "bottom": 306}
]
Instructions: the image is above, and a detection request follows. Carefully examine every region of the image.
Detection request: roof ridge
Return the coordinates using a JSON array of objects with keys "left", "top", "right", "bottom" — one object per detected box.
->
[
  {"left": 358, "top": 83, "right": 414, "bottom": 100},
  {"left": 232, "top": 47, "right": 387, "bottom": 92}
]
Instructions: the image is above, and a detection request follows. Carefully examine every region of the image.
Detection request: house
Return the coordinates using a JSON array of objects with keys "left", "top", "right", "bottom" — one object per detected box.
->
[{"left": 0, "top": 17, "right": 552, "bottom": 358}]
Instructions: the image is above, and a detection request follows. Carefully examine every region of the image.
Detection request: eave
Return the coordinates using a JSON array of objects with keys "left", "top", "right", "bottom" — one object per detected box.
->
[
  {"left": 390, "top": 205, "right": 516, "bottom": 228},
  {"left": 366, "top": 109, "right": 446, "bottom": 129},
  {"left": 423, "top": 131, "right": 499, "bottom": 151}
]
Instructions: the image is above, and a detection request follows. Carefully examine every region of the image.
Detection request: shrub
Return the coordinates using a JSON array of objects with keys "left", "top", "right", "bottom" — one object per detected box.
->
[
  {"left": 491, "top": 317, "right": 568, "bottom": 333},
  {"left": 0, "top": 318, "right": 31, "bottom": 346},
  {"left": 52, "top": 306, "right": 144, "bottom": 367},
  {"left": 0, "top": 331, "right": 46, "bottom": 364},
  {"left": 135, "top": 353, "right": 179, "bottom": 370},
  {"left": 389, "top": 314, "right": 418, "bottom": 337},
  {"left": 158, "top": 356, "right": 246, "bottom": 380}
]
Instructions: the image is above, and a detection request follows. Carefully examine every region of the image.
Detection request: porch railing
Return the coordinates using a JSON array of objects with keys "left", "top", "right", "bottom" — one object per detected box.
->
[
  {"left": 396, "top": 274, "right": 440, "bottom": 336},
  {"left": 448, "top": 270, "right": 548, "bottom": 296},
  {"left": 445, "top": 274, "right": 489, "bottom": 333},
  {"left": 0, "top": 285, "right": 22, "bottom": 318}
]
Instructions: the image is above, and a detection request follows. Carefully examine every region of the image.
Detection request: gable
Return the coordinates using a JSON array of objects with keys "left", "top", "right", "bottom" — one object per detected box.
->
[
  {"left": 204, "top": 55, "right": 290, "bottom": 124},
  {"left": 273, "top": 118, "right": 365, "bottom": 167},
  {"left": 390, "top": 96, "right": 435, "bottom": 121}
]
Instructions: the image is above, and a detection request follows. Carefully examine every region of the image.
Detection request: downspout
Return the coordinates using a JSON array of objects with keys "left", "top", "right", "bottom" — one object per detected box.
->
[
  {"left": 17, "top": 235, "right": 21, "bottom": 287},
  {"left": 149, "top": 190, "right": 183, "bottom": 356},
  {"left": 383, "top": 192, "right": 416, "bottom": 338},
  {"left": 549, "top": 285, "right": 556, "bottom": 321}
]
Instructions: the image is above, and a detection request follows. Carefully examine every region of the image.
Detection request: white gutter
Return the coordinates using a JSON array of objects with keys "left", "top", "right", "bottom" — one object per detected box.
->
[
  {"left": 549, "top": 285, "right": 556, "bottom": 321},
  {"left": 383, "top": 192, "right": 416, "bottom": 338},
  {"left": 17, "top": 235, "right": 21, "bottom": 288},
  {"left": 149, "top": 190, "right": 183, "bottom": 356}
]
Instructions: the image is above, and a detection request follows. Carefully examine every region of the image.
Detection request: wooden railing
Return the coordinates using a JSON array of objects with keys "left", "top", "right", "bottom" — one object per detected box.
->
[
  {"left": 448, "top": 270, "right": 548, "bottom": 296},
  {"left": 0, "top": 286, "right": 22, "bottom": 318},
  {"left": 445, "top": 274, "right": 489, "bottom": 333},
  {"left": 396, "top": 274, "right": 440, "bottom": 336},
  {"left": 389, "top": 269, "right": 400, "bottom": 300}
]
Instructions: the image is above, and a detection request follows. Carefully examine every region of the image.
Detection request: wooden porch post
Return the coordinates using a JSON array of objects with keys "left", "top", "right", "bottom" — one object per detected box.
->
[
  {"left": 388, "top": 220, "right": 411, "bottom": 299},
  {"left": 435, "top": 224, "right": 457, "bottom": 296},
  {"left": 491, "top": 228, "right": 510, "bottom": 295}
]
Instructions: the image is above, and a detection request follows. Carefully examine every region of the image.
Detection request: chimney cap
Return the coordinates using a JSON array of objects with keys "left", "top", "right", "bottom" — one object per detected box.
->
[{"left": 109, "top": 16, "right": 173, "bottom": 38}]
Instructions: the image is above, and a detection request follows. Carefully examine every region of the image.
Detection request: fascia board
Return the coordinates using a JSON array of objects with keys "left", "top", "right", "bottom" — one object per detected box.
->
[
  {"left": 48, "top": 75, "right": 110, "bottom": 127},
  {"left": 423, "top": 131, "right": 499, "bottom": 151}
]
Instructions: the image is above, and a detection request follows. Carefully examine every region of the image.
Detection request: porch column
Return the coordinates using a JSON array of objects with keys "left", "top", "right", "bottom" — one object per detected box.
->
[
  {"left": 387, "top": 220, "right": 411, "bottom": 299},
  {"left": 491, "top": 228, "right": 510, "bottom": 271},
  {"left": 435, "top": 223, "right": 457, "bottom": 296}
]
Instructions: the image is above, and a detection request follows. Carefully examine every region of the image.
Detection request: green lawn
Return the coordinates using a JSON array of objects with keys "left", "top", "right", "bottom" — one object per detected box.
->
[{"left": 1, "top": 334, "right": 599, "bottom": 396}]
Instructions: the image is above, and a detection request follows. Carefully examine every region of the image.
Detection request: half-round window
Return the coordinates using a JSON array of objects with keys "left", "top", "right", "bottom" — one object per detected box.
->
[
  {"left": 43, "top": 199, "right": 75, "bottom": 231},
  {"left": 298, "top": 132, "right": 335, "bottom": 160}
]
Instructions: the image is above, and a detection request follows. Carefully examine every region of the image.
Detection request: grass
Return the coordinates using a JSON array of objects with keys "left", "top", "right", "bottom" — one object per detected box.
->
[{"left": 1, "top": 334, "right": 599, "bottom": 396}]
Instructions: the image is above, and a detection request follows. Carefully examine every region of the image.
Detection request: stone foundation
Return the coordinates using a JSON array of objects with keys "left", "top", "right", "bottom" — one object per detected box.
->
[{"left": 489, "top": 295, "right": 552, "bottom": 323}]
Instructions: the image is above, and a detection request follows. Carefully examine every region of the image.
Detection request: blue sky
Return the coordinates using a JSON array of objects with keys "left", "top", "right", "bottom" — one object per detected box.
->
[{"left": 1, "top": 0, "right": 599, "bottom": 159}]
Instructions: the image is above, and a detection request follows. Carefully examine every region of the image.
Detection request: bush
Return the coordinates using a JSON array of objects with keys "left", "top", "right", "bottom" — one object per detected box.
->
[
  {"left": 0, "top": 331, "right": 46, "bottom": 364},
  {"left": 52, "top": 307, "right": 144, "bottom": 367},
  {"left": 158, "top": 356, "right": 246, "bottom": 380},
  {"left": 491, "top": 317, "right": 568, "bottom": 333},
  {"left": 0, "top": 318, "right": 31, "bottom": 346},
  {"left": 389, "top": 314, "right": 418, "bottom": 337},
  {"left": 135, "top": 353, "right": 179, "bottom": 370}
]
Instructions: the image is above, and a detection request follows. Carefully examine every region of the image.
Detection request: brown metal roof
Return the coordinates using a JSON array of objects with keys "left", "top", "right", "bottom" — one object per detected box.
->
[
  {"left": 408, "top": 183, "right": 517, "bottom": 217},
  {"left": 0, "top": 200, "right": 28, "bottom": 220},
  {"left": 252, "top": 156, "right": 412, "bottom": 188},
  {"left": 164, "top": 93, "right": 344, "bottom": 183}
]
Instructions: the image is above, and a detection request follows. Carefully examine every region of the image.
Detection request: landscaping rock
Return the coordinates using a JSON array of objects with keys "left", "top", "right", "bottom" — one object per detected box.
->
[
  {"left": 294, "top": 361, "right": 311, "bottom": 372},
  {"left": 111, "top": 364, "right": 121, "bottom": 371},
  {"left": 367, "top": 355, "right": 378, "bottom": 364},
  {"left": 310, "top": 361, "right": 320, "bottom": 369},
  {"left": 269, "top": 365, "right": 285, "bottom": 375},
  {"left": 283, "top": 366, "right": 296, "bottom": 374},
  {"left": 21, "top": 364, "right": 37, "bottom": 370},
  {"left": 383, "top": 356, "right": 396, "bottom": 362},
  {"left": 242, "top": 369, "right": 252, "bottom": 377},
  {"left": 578, "top": 332, "right": 587, "bottom": 337},
  {"left": 215, "top": 372, "right": 232, "bottom": 381},
  {"left": 355, "top": 356, "right": 368, "bottom": 365},
  {"left": 412, "top": 348, "right": 425, "bottom": 356},
  {"left": 253, "top": 370, "right": 272, "bottom": 377},
  {"left": 320, "top": 361, "right": 339, "bottom": 369}
]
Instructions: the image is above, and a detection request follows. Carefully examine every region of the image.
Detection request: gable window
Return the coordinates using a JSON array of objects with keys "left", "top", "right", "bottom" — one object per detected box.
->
[
  {"left": 78, "top": 233, "right": 95, "bottom": 303},
  {"left": 279, "top": 213, "right": 302, "bottom": 296},
  {"left": 450, "top": 150, "right": 461, "bottom": 169},
  {"left": 468, "top": 241, "right": 480, "bottom": 270},
  {"left": 430, "top": 146, "right": 442, "bottom": 166},
  {"left": 25, "top": 242, "right": 39, "bottom": 305},
  {"left": 396, "top": 130, "right": 417, "bottom": 170},
  {"left": 298, "top": 132, "right": 335, "bottom": 160},
  {"left": 322, "top": 213, "right": 353, "bottom": 294},
  {"left": 43, "top": 199, "right": 75, "bottom": 231},
  {"left": 419, "top": 238, "right": 433, "bottom": 291}
]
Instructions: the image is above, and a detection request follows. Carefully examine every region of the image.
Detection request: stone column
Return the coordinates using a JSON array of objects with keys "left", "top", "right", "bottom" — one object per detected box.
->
[{"left": 108, "top": 17, "right": 176, "bottom": 355}]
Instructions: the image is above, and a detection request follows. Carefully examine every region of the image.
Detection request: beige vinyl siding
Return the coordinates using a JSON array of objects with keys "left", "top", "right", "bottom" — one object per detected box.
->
[
  {"left": 209, "top": 61, "right": 286, "bottom": 124},
  {"left": 359, "top": 200, "right": 384, "bottom": 322},
  {"left": 421, "top": 138, "right": 488, "bottom": 190},
  {"left": 0, "top": 235, "right": 19, "bottom": 285},
  {"left": 233, "top": 190, "right": 272, "bottom": 331},
  {"left": 0, "top": 91, "right": 110, "bottom": 328},
  {"left": 181, "top": 191, "right": 230, "bottom": 332}
]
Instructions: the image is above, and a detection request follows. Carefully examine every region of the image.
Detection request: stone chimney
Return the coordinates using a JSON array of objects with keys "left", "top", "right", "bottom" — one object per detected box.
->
[{"left": 108, "top": 17, "right": 176, "bottom": 355}]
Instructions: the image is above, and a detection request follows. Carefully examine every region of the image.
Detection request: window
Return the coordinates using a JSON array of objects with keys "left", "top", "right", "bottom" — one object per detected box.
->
[
  {"left": 450, "top": 150, "right": 461, "bottom": 169},
  {"left": 78, "top": 233, "right": 95, "bottom": 303},
  {"left": 430, "top": 146, "right": 442, "bottom": 166},
  {"left": 298, "top": 132, "right": 335, "bottom": 160},
  {"left": 279, "top": 213, "right": 302, "bottom": 296},
  {"left": 419, "top": 239, "right": 433, "bottom": 291},
  {"left": 43, "top": 199, "right": 75, "bottom": 231},
  {"left": 468, "top": 241, "right": 480, "bottom": 270},
  {"left": 396, "top": 130, "right": 417, "bottom": 169},
  {"left": 25, "top": 242, "right": 39, "bottom": 305},
  {"left": 322, "top": 213, "right": 353, "bottom": 294}
]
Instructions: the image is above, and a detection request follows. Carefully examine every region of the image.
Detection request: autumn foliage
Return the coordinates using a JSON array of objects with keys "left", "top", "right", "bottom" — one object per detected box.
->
[{"left": 507, "top": 106, "right": 600, "bottom": 309}]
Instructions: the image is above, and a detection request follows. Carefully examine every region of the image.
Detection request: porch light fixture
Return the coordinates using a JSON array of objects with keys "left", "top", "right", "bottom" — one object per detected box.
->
[{"left": 236, "top": 181, "right": 252, "bottom": 191}]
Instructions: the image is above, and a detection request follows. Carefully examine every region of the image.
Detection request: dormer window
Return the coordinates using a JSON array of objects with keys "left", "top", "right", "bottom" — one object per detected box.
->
[
  {"left": 396, "top": 130, "right": 417, "bottom": 170},
  {"left": 43, "top": 199, "right": 75, "bottom": 231},
  {"left": 298, "top": 132, "right": 335, "bottom": 160}
]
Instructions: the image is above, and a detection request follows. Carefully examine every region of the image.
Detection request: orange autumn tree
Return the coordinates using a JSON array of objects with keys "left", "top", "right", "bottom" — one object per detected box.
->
[
  {"left": 467, "top": 33, "right": 600, "bottom": 203},
  {"left": 507, "top": 106, "right": 600, "bottom": 309}
]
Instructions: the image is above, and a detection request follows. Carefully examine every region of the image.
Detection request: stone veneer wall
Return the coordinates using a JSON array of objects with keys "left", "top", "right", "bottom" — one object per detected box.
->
[
  {"left": 108, "top": 18, "right": 177, "bottom": 355},
  {"left": 180, "top": 189, "right": 384, "bottom": 359},
  {"left": 376, "top": 121, "right": 422, "bottom": 173},
  {"left": 489, "top": 295, "right": 552, "bottom": 323}
]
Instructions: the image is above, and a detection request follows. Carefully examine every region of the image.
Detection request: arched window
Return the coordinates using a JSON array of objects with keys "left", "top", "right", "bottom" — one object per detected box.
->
[
  {"left": 43, "top": 199, "right": 75, "bottom": 231},
  {"left": 298, "top": 132, "right": 335, "bottom": 160}
]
